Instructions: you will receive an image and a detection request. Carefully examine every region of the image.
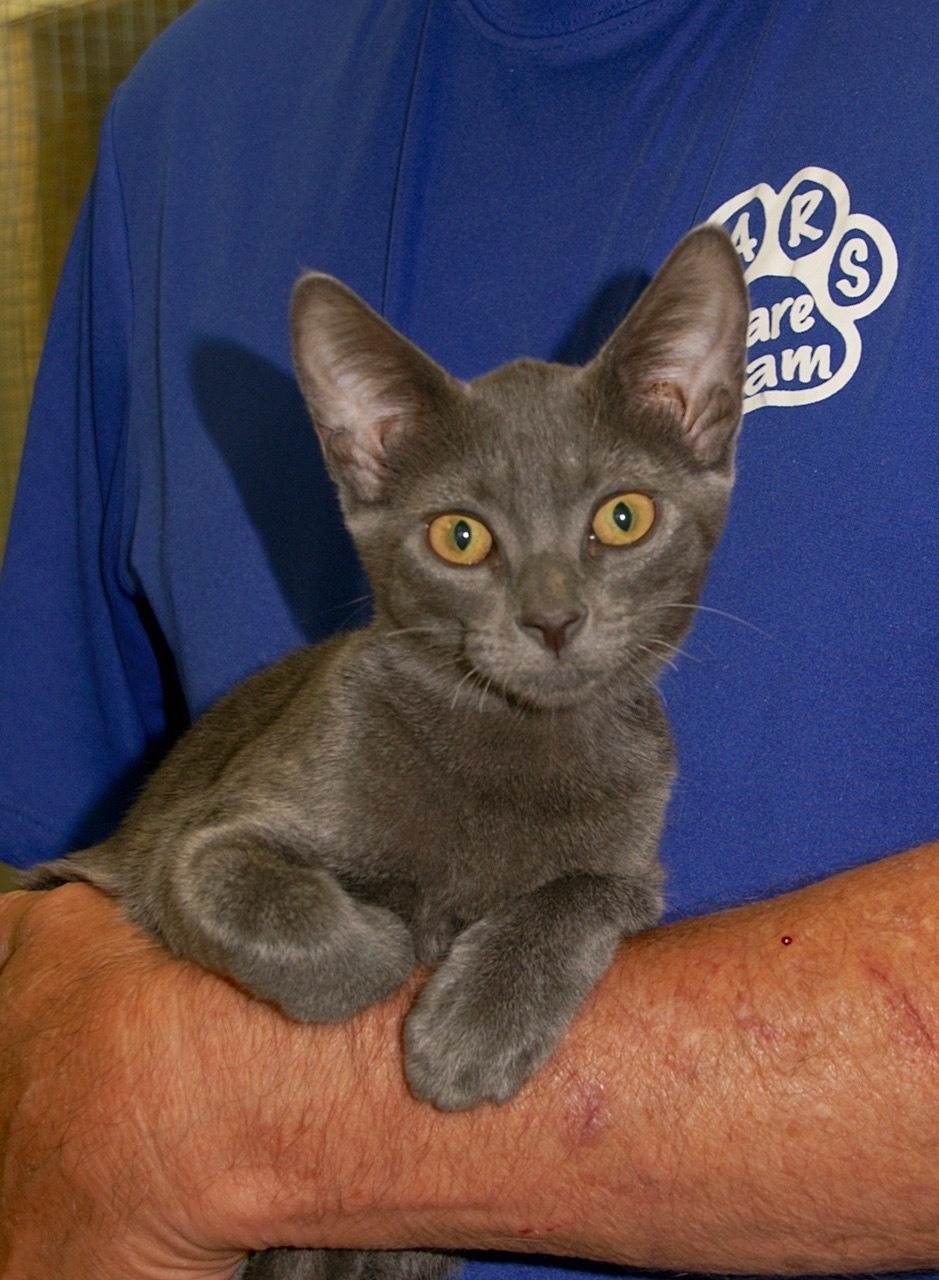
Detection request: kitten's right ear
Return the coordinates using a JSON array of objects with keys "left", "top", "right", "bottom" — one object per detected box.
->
[
  {"left": 291, "top": 274, "right": 456, "bottom": 504},
  {"left": 593, "top": 226, "right": 749, "bottom": 469}
]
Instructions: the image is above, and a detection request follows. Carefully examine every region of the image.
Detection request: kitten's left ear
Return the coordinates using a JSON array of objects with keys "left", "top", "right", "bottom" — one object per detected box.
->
[
  {"left": 594, "top": 226, "right": 749, "bottom": 467},
  {"left": 291, "top": 274, "right": 457, "bottom": 504}
]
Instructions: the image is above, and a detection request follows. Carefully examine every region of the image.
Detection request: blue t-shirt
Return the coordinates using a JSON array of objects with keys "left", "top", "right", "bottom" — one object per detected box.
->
[{"left": 0, "top": 0, "right": 937, "bottom": 1271}]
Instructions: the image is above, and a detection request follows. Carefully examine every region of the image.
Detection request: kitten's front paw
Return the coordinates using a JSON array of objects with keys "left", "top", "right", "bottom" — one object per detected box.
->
[{"left": 403, "top": 922, "right": 557, "bottom": 1111}]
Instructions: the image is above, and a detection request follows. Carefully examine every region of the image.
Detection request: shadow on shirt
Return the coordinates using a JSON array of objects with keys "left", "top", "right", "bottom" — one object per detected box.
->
[{"left": 190, "top": 340, "right": 370, "bottom": 646}]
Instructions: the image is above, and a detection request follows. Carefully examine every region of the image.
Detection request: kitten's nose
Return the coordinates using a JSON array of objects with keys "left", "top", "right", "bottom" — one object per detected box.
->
[{"left": 519, "top": 608, "right": 585, "bottom": 657}]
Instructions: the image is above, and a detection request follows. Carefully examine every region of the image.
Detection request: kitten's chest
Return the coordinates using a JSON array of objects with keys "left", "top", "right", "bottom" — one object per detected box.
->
[{"left": 325, "top": 695, "right": 671, "bottom": 958}]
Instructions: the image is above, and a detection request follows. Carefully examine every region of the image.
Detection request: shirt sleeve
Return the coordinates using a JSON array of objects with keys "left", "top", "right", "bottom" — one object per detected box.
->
[{"left": 0, "top": 99, "right": 173, "bottom": 868}]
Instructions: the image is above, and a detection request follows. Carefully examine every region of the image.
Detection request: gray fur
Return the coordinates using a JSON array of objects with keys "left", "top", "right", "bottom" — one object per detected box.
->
[{"left": 28, "top": 226, "right": 748, "bottom": 1280}]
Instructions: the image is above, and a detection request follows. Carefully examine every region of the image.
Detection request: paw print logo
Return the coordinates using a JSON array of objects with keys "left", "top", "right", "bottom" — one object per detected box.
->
[{"left": 709, "top": 167, "right": 897, "bottom": 413}]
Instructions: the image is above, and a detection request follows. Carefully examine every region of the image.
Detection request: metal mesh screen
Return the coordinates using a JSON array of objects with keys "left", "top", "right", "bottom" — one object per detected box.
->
[{"left": 0, "top": 0, "right": 194, "bottom": 556}]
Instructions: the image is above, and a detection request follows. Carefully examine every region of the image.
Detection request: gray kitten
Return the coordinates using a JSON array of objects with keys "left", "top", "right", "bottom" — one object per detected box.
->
[{"left": 30, "top": 226, "right": 748, "bottom": 1280}]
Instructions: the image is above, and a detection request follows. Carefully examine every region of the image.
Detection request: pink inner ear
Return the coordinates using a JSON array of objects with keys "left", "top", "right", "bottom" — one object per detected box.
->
[
  {"left": 642, "top": 377, "right": 739, "bottom": 465},
  {"left": 321, "top": 412, "right": 410, "bottom": 504},
  {"left": 683, "top": 385, "right": 739, "bottom": 463},
  {"left": 319, "top": 423, "right": 385, "bottom": 503}
]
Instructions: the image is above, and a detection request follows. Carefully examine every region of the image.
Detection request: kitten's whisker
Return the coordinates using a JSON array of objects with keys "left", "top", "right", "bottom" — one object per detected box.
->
[
  {"left": 329, "top": 594, "right": 373, "bottom": 612},
  {"left": 479, "top": 675, "right": 494, "bottom": 716},
  {"left": 637, "top": 637, "right": 697, "bottom": 669},
  {"left": 292, "top": 592, "right": 374, "bottom": 632},
  {"left": 645, "top": 601, "right": 774, "bottom": 640},
  {"left": 635, "top": 643, "right": 679, "bottom": 674},
  {"left": 452, "top": 683, "right": 470, "bottom": 714},
  {"left": 638, "top": 635, "right": 687, "bottom": 658},
  {"left": 628, "top": 644, "right": 670, "bottom": 688},
  {"left": 319, "top": 594, "right": 374, "bottom": 628},
  {"left": 450, "top": 667, "right": 480, "bottom": 711},
  {"left": 384, "top": 626, "right": 441, "bottom": 640}
]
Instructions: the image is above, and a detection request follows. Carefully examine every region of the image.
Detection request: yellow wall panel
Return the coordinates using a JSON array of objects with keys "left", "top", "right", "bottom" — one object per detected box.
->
[{"left": 0, "top": 0, "right": 193, "bottom": 558}]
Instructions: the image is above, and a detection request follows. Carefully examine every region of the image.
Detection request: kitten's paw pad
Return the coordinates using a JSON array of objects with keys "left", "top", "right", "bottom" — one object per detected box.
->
[{"left": 710, "top": 165, "right": 897, "bottom": 412}]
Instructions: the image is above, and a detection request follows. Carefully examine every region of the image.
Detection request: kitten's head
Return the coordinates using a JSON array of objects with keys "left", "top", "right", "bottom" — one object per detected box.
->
[{"left": 291, "top": 227, "right": 748, "bottom": 710}]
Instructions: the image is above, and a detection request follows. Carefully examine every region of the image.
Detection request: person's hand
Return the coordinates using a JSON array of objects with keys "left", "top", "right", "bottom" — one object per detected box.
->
[
  {"left": 0, "top": 884, "right": 249, "bottom": 1279},
  {"left": 0, "top": 878, "right": 468, "bottom": 1280}
]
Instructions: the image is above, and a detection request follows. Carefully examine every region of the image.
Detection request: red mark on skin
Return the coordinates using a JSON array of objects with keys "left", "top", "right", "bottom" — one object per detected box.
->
[
  {"left": 781, "top": 935, "right": 793, "bottom": 945},
  {"left": 575, "top": 1081, "right": 609, "bottom": 1143},
  {"left": 736, "top": 1013, "right": 780, "bottom": 1042},
  {"left": 561, "top": 1069, "right": 610, "bottom": 1147},
  {"left": 867, "top": 965, "right": 937, "bottom": 1057}
]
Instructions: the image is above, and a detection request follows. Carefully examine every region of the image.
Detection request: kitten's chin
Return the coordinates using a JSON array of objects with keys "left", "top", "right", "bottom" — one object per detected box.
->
[
  {"left": 512, "top": 681, "right": 599, "bottom": 712},
  {"left": 460, "top": 661, "right": 602, "bottom": 714}
]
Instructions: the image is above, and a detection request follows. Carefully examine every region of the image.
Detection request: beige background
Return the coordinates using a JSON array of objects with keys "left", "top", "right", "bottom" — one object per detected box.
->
[{"left": 0, "top": 0, "right": 193, "bottom": 560}]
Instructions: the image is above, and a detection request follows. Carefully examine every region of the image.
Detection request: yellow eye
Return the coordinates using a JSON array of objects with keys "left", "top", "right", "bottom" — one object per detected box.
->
[
  {"left": 591, "top": 493, "right": 656, "bottom": 547},
  {"left": 427, "top": 513, "right": 494, "bottom": 566}
]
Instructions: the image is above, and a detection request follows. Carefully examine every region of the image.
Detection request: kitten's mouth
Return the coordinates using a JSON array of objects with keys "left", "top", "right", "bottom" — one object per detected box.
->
[{"left": 460, "top": 652, "right": 600, "bottom": 712}]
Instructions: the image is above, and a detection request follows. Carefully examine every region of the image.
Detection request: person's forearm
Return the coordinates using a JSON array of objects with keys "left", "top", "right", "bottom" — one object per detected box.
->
[
  {"left": 239, "top": 842, "right": 939, "bottom": 1273},
  {"left": 3, "top": 846, "right": 939, "bottom": 1278}
]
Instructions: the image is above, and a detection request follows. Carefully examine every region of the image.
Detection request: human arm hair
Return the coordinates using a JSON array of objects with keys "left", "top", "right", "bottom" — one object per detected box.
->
[
  {"left": 254, "top": 840, "right": 939, "bottom": 1274},
  {"left": 2, "top": 843, "right": 938, "bottom": 1278}
]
